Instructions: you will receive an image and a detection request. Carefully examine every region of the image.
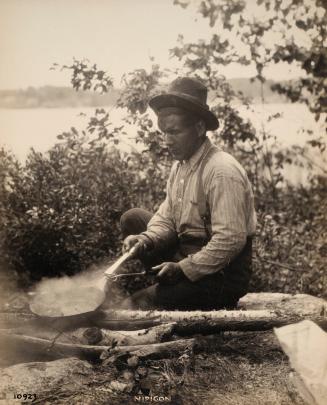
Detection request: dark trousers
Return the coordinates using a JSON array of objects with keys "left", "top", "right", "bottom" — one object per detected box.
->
[{"left": 118, "top": 208, "right": 252, "bottom": 311}]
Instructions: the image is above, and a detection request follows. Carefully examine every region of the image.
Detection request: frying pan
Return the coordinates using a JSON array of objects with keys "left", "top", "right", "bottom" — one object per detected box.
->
[{"left": 28, "top": 245, "right": 144, "bottom": 329}]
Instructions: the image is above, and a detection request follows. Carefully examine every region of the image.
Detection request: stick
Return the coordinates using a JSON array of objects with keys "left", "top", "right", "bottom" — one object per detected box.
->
[
  {"left": 253, "top": 257, "right": 297, "bottom": 272},
  {"left": 0, "top": 330, "right": 107, "bottom": 361}
]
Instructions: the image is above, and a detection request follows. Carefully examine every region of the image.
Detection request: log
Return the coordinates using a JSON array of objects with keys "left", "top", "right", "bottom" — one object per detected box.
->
[
  {"left": 173, "top": 315, "right": 327, "bottom": 335},
  {"left": 1, "top": 293, "right": 325, "bottom": 332},
  {"left": 102, "top": 331, "right": 283, "bottom": 363},
  {"left": 96, "top": 308, "right": 327, "bottom": 334},
  {"left": 82, "top": 323, "right": 176, "bottom": 346},
  {"left": 104, "top": 337, "right": 198, "bottom": 362},
  {"left": 99, "top": 292, "right": 327, "bottom": 320},
  {"left": 0, "top": 329, "right": 283, "bottom": 364},
  {"left": 97, "top": 293, "right": 327, "bottom": 333},
  {"left": 0, "top": 310, "right": 162, "bottom": 331},
  {"left": 0, "top": 330, "right": 108, "bottom": 361},
  {"left": 1, "top": 326, "right": 92, "bottom": 345},
  {"left": 4, "top": 323, "right": 176, "bottom": 346},
  {"left": 98, "top": 308, "right": 276, "bottom": 323},
  {"left": 94, "top": 318, "right": 162, "bottom": 331}
]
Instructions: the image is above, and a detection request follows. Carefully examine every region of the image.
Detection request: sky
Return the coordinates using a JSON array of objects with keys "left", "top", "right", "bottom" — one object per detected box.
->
[
  {"left": 0, "top": 0, "right": 304, "bottom": 90},
  {"left": 0, "top": 0, "right": 322, "bottom": 180}
]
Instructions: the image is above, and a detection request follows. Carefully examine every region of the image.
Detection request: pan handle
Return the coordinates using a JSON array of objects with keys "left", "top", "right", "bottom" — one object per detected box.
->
[
  {"left": 103, "top": 245, "right": 138, "bottom": 277},
  {"left": 105, "top": 271, "right": 146, "bottom": 282}
]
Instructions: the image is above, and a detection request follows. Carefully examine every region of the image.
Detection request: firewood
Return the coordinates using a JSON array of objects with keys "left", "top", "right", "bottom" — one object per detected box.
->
[
  {"left": 96, "top": 308, "right": 327, "bottom": 333},
  {"left": 103, "top": 337, "right": 197, "bottom": 363},
  {"left": 82, "top": 323, "right": 176, "bottom": 346},
  {"left": 94, "top": 317, "right": 162, "bottom": 331},
  {"left": 0, "top": 330, "right": 108, "bottom": 361},
  {"left": 101, "top": 331, "right": 283, "bottom": 363},
  {"left": 1, "top": 293, "right": 325, "bottom": 332},
  {"left": 2, "top": 323, "right": 176, "bottom": 347},
  {"left": 98, "top": 308, "right": 275, "bottom": 325},
  {"left": 0, "top": 311, "right": 162, "bottom": 331},
  {"left": 0, "top": 329, "right": 283, "bottom": 364}
]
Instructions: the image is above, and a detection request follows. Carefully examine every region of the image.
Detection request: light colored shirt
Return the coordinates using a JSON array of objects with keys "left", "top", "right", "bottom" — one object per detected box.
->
[{"left": 142, "top": 138, "right": 257, "bottom": 282}]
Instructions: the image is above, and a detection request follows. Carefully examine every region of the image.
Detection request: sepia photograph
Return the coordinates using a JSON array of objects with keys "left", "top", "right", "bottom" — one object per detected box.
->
[{"left": 0, "top": 0, "right": 326, "bottom": 404}]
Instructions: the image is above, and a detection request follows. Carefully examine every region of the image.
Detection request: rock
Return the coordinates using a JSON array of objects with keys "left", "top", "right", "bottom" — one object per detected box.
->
[
  {"left": 136, "top": 366, "right": 148, "bottom": 378},
  {"left": 127, "top": 355, "right": 139, "bottom": 368},
  {"left": 0, "top": 357, "right": 94, "bottom": 403},
  {"left": 109, "top": 380, "right": 134, "bottom": 393},
  {"left": 239, "top": 293, "right": 327, "bottom": 317},
  {"left": 121, "top": 370, "right": 135, "bottom": 382},
  {"left": 275, "top": 320, "right": 327, "bottom": 405}
]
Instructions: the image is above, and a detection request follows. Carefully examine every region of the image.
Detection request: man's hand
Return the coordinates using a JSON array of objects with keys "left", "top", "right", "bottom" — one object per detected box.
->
[
  {"left": 122, "top": 234, "right": 152, "bottom": 259},
  {"left": 151, "top": 262, "right": 186, "bottom": 285}
]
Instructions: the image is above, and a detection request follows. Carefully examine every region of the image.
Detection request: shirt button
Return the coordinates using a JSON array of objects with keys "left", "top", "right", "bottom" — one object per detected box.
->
[{"left": 178, "top": 198, "right": 182, "bottom": 202}]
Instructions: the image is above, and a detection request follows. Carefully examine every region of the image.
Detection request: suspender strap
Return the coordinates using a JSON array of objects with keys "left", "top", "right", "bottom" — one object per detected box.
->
[{"left": 196, "top": 145, "right": 219, "bottom": 239}]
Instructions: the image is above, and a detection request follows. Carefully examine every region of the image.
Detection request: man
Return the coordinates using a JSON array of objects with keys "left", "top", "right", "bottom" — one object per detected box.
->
[{"left": 119, "top": 77, "right": 256, "bottom": 310}]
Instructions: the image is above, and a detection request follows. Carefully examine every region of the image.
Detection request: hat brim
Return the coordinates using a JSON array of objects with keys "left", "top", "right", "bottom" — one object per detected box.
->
[{"left": 149, "top": 94, "right": 219, "bottom": 131}]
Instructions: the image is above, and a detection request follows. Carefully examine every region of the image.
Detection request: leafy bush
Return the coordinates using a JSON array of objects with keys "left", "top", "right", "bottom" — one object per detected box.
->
[
  {"left": 0, "top": 126, "right": 161, "bottom": 282},
  {"left": 253, "top": 176, "right": 327, "bottom": 298}
]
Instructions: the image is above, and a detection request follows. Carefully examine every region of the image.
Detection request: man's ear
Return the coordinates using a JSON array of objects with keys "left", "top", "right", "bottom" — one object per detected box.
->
[{"left": 195, "top": 120, "right": 206, "bottom": 138}]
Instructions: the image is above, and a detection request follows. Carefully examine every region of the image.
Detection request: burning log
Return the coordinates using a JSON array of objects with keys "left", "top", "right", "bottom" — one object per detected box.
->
[
  {"left": 102, "top": 337, "right": 198, "bottom": 363},
  {"left": 0, "top": 328, "right": 283, "bottom": 364},
  {"left": 0, "top": 323, "right": 177, "bottom": 363},
  {"left": 2, "top": 323, "right": 176, "bottom": 347},
  {"left": 82, "top": 323, "right": 176, "bottom": 346},
  {"left": 101, "top": 330, "right": 283, "bottom": 363}
]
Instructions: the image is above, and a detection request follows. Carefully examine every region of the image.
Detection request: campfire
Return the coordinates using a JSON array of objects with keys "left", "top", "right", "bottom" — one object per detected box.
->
[{"left": 0, "top": 280, "right": 326, "bottom": 403}]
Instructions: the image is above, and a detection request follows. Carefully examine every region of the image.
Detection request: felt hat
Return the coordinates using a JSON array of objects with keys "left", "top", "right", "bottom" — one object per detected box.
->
[{"left": 149, "top": 77, "right": 219, "bottom": 130}]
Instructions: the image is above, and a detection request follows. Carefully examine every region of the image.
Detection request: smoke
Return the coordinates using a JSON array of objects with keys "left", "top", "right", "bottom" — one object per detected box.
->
[
  {"left": 29, "top": 265, "right": 110, "bottom": 317},
  {"left": 2, "top": 256, "right": 134, "bottom": 321}
]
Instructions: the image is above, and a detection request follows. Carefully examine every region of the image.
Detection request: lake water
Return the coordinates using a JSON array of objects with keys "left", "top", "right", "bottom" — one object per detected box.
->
[{"left": 0, "top": 104, "right": 325, "bottom": 184}]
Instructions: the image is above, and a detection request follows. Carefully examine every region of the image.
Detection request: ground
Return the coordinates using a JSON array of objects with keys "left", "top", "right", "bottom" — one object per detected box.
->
[
  {"left": 0, "top": 285, "right": 316, "bottom": 405},
  {"left": 17, "top": 332, "right": 304, "bottom": 405}
]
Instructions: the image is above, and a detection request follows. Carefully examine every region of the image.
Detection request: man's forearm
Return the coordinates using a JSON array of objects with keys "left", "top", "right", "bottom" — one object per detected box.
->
[
  {"left": 141, "top": 228, "right": 177, "bottom": 250},
  {"left": 179, "top": 233, "right": 247, "bottom": 281},
  {"left": 140, "top": 210, "right": 177, "bottom": 250}
]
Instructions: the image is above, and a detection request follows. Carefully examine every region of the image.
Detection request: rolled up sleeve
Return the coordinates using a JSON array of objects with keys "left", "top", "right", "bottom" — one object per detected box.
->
[{"left": 179, "top": 175, "right": 248, "bottom": 281}]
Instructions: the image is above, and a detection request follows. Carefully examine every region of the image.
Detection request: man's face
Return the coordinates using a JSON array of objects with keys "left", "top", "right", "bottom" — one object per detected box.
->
[{"left": 158, "top": 113, "right": 203, "bottom": 161}]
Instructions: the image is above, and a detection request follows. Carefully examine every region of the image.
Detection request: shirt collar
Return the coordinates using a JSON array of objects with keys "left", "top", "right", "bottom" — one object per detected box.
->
[{"left": 185, "top": 137, "right": 213, "bottom": 171}]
